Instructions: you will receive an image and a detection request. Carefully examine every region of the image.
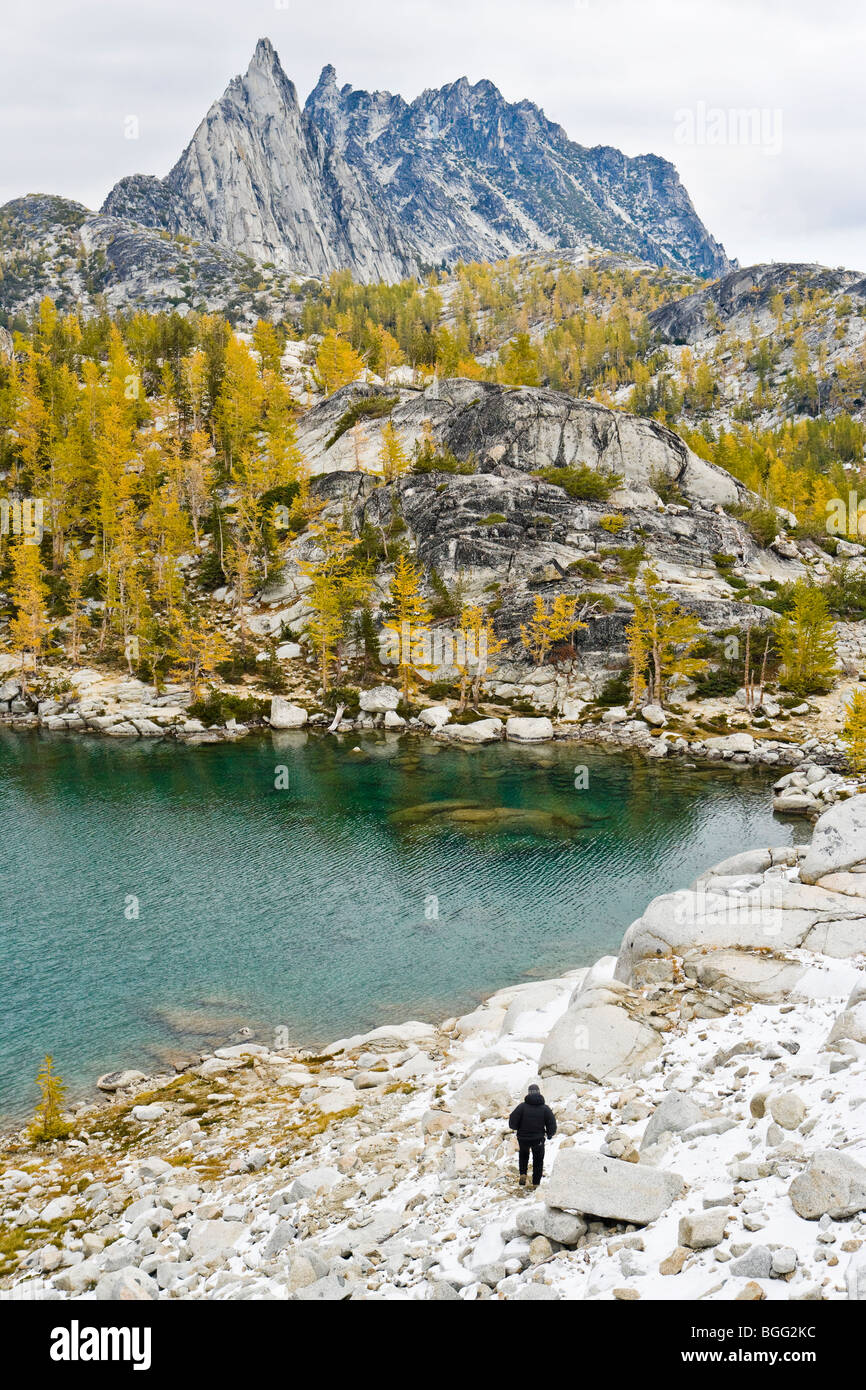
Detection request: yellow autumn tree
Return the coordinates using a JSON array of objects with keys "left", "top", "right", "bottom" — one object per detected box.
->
[
  {"left": 626, "top": 568, "right": 706, "bottom": 707},
  {"left": 214, "top": 336, "right": 263, "bottom": 475},
  {"left": 383, "top": 552, "right": 432, "bottom": 700},
  {"left": 299, "top": 521, "right": 371, "bottom": 692},
  {"left": 177, "top": 430, "right": 215, "bottom": 547},
  {"left": 456, "top": 603, "right": 505, "bottom": 710},
  {"left": 521, "top": 594, "right": 584, "bottom": 667},
  {"left": 315, "top": 332, "right": 365, "bottom": 396},
  {"left": 171, "top": 608, "right": 231, "bottom": 699},
  {"left": 368, "top": 323, "right": 404, "bottom": 380},
  {"left": 379, "top": 422, "right": 411, "bottom": 483},
  {"left": 8, "top": 539, "right": 50, "bottom": 683},
  {"left": 31, "top": 1055, "right": 70, "bottom": 1143},
  {"left": 63, "top": 544, "right": 88, "bottom": 665},
  {"left": 842, "top": 687, "right": 866, "bottom": 779},
  {"left": 776, "top": 582, "right": 837, "bottom": 696},
  {"left": 252, "top": 319, "right": 283, "bottom": 376}
]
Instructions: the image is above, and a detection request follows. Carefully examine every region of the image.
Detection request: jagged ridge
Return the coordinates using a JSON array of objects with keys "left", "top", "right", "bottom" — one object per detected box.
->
[{"left": 102, "top": 38, "right": 730, "bottom": 282}]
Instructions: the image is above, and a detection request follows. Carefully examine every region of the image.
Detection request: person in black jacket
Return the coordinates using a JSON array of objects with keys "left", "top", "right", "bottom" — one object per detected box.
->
[{"left": 508, "top": 1084, "right": 557, "bottom": 1187}]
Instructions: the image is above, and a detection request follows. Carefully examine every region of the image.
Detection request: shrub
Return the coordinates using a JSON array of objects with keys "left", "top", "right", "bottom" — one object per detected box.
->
[
  {"left": 599, "top": 513, "right": 627, "bottom": 535},
  {"left": 730, "top": 501, "right": 781, "bottom": 549},
  {"left": 532, "top": 465, "right": 622, "bottom": 502},
  {"left": 649, "top": 467, "right": 687, "bottom": 505},
  {"left": 712, "top": 552, "right": 737, "bottom": 574},
  {"left": 580, "top": 591, "right": 616, "bottom": 613},
  {"left": 599, "top": 544, "right": 645, "bottom": 579},
  {"left": 323, "top": 685, "right": 361, "bottom": 717},
  {"left": 568, "top": 557, "right": 604, "bottom": 580},
  {"left": 478, "top": 513, "right": 507, "bottom": 526},
  {"left": 596, "top": 671, "right": 631, "bottom": 706},
  {"left": 187, "top": 690, "right": 269, "bottom": 726},
  {"left": 411, "top": 441, "right": 474, "bottom": 475},
  {"left": 428, "top": 567, "right": 462, "bottom": 620},
  {"left": 423, "top": 679, "right": 458, "bottom": 700}
]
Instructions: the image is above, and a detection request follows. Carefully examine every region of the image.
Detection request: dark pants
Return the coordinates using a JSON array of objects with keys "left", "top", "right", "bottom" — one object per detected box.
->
[{"left": 518, "top": 1140, "right": 545, "bottom": 1184}]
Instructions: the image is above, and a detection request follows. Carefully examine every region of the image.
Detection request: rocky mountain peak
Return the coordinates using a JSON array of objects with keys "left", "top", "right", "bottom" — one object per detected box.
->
[{"left": 97, "top": 39, "right": 730, "bottom": 281}]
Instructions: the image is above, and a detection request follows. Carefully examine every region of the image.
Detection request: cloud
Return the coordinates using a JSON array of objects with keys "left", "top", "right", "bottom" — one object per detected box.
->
[{"left": 0, "top": 0, "right": 863, "bottom": 270}]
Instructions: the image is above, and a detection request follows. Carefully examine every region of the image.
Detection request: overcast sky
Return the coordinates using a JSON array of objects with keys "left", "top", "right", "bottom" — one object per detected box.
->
[{"left": 1, "top": 0, "right": 864, "bottom": 271}]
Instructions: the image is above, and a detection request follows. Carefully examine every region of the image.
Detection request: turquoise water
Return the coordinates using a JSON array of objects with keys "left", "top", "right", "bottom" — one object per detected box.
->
[{"left": 0, "top": 729, "right": 802, "bottom": 1121}]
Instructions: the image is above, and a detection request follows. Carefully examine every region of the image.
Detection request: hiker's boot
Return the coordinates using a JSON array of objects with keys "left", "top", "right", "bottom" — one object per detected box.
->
[{"left": 518, "top": 1174, "right": 527, "bottom": 1187}]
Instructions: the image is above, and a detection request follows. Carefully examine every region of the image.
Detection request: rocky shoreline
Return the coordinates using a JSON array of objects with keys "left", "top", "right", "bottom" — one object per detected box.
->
[
  {"left": 3, "top": 794, "right": 866, "bottom": 1302},
  {"left": 2, "top": 665, "right": 862, "bottom": 823}
]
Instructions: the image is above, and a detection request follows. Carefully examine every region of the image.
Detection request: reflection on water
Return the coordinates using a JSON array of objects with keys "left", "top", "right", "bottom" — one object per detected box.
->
[{"left": 0, "top": 728, "right": 804, "bottom": 1119}]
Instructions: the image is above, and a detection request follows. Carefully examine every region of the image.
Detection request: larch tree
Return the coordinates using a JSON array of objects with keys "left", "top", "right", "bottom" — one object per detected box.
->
[
  {"left": 299, "top": 521, "right": 372, "bottom": 692},
  {"left": 383, "top": 552, "right": 432, "bottom": 700},
  {"left": 521, "top": 594, "right": 584, "bottom": 667},
  {"left": 63, "top": 544, "right": 88, "bottom": 665},
  {"left": 214, "top": 336, "right": 263, "bottom": 476},
  {"left": 177, "top": 429, "right": 215, "bottom": 548},
  {"left": 8, "top": 538, "right": 50, "bottom": 684},
  {"left": 314, "top": 332, "right": 365, "bottom": 396},
  {"left": 776, "top": 582, "right": 837, "bottom": 695},
  {"left": 252, "top": 319, "right": 283, "bottom": 377},
  {"left": 842, "top": 687, "right": 866, "bottom": 779},
  {"left": 31, "top": 1055, "right": 70, "bottom": 1143},
  {"left": 456, "top": 603, "right": 505, "bottom": 710},
  {"left": 171, "top": 607, "right": 231, "bottom": 699},
  {"left": 378, "top": 422, "right": 410, "bottom": 483},
  {"left": 626, "top": 568, "right": 706, "bottom": 707}
]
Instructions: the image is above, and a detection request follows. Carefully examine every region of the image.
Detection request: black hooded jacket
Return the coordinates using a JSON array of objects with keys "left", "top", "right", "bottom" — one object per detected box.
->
[{"left": 509, "top": 1091, "right": 557, "bottom": 1143}]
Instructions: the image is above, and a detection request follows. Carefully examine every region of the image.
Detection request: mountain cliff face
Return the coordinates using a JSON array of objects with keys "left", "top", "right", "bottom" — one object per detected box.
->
[{"left": 103, "top": 38, "right": 730, "bottom": 282}]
